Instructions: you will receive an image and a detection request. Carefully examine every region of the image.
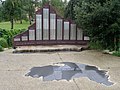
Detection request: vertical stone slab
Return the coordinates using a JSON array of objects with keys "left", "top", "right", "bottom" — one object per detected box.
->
[
  {"left": 36, "top": 14, "right": 42, "bottom": 40},
  {"left": 84, "top": 36, "right": 90, "bottom": 40},
  {"left": 57, "top": 19, "right": 62, "bottom": 40},
  {"left": 43, "top": 8, "right": 49, "bottom": 40},
  {"left": 21, "top": 36, "right": 28, "bottom": 41},
  {"left": 36, "top": 15, "right": 40, "bottom": 40},
  {"left": 29, "top": 30, "right": 35, "bottom": 40},
  {"left": 50, "top": 14, "right": 56, "bottom": 40},
  {"left": 14, "top": 38, "right": 20, "bottom": 41},
  {"left": 77, "top": 28, "right": 83, "bottom": 40},
  {"left": 64, "top": 22, "right": 69, "bottom": 40},
  {"left": 70, "top": 24, "right": 76, "bottom": 40}
]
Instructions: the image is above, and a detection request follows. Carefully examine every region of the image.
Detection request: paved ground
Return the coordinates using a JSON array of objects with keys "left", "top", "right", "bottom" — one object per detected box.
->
[{"left": 0, "top": 49, "right": 120, "bottom": 90}]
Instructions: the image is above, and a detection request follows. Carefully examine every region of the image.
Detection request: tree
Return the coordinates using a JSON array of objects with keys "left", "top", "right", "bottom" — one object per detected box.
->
[
  {"left": 42, "top": 0, "right": 49, "bottom": 6},
  {"left": 1, "top": 0, "right": 37, "bottom": 26},
  {"left": 50, "top": 0, "right": 67, "bottom": 17},
  {"left": 22, "top": 0, "right": 35, "bottom": 25},
  {"left": 2, "top": 0, "right": 22, "bottom": 29},
  {"left": 0, "top": 6, "right": 3, "bottom": 22},
  {"left": 65, "top": 0, "right": 120, "bottom": 50},
  {"left": 64, "top": 0, "right": 79, "bottom": 19}
]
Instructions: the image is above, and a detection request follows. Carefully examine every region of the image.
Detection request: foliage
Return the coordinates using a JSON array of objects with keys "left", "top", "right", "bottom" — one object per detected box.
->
[
  {"left": 0, "top": 38, "right": 8, "bottom": 48},
  {"left": 1, "top": 0, "right": 39, "bottom": 27},
  {"left": 0, "top": 28, "right": 25, "bottom": 47},
  {"left": 65, "top": 0, "right": 120, "bottom": 50},
  {"left": 0, "top": 0, "right": 68, "bottom": 29},
  {"left": 0, "top": 45, "right": 3, "bottom": 52},
  {"left": 50, "top": 0, "right": 67, "bottom": 17},
  {"left": 89, "top": 41, "right": 103, "bottom": 50},
  {"left": 0, "top": 6, "right": 4, "bottom": 22},
  {"left": 41, "top": 0, "right": 49, "bottom": 6},
  {"left": 113, "top": 51, "right": 120, "bottom": 57},
  {"left": 2, "top": 0, "right": 22, "bottom": 29},
  {"left": 23, "top": 0, "right": 36, "bottom": 25},
  {"left": 64, "top": 0, "right": 79, "bottom": 19}
]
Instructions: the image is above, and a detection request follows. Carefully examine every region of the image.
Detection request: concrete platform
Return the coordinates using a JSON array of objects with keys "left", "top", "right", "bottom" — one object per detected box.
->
[{"left": 13, "top": 45, "right": 89, "bottom": 53}]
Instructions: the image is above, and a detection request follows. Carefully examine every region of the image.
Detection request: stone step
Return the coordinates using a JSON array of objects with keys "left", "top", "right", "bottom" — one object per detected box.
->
[{"left": 13, "top": 45, "right": 89, "bottom": 53}]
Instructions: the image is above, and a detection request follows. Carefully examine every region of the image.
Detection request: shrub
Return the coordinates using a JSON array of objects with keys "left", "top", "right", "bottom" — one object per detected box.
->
[
  {"left": 0, "top": 28, "right": 25, "bottom": 47},
  {"left": 113, "top": 51, "right": 120, "bottom": 57},
  {"left": 0, "top": 45, "right": 3, "bottom": 52},
  {"left": 89, "top": 41, "right": 103, "bottom": 50},
  {"left": 0, "top": 38, "right": 8, "bottom": 48}
]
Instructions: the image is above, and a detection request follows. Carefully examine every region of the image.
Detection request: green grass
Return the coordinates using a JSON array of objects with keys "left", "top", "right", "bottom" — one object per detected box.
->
[{"left": 0, "top": 21, "right": 30, "bottom": 30}]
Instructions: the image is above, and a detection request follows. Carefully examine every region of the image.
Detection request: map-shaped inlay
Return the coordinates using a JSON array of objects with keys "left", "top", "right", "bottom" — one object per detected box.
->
[{"left": 25, "top": 62, "right": 114, "bottom": 86}]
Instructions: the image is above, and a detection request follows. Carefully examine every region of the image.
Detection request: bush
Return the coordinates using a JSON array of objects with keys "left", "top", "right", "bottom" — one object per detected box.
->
[
  {"left": 0, "top": 38, "right": 8, "bottom": 48},
  {"left": 0, "top": 45, "right": 3, "bottom": 52},
  {"left": 0, "top": 28, "right": 25, "bottom": 47},
  {"left": 113, "top": 51, "right": 120, "bottom": 57},
  {"left": 89, "top": 41, "right": 103, "bottom": 50}
]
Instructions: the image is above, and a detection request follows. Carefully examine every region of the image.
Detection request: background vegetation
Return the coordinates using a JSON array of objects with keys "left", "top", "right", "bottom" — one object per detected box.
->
[
  {"left": 65, "top": 0, "right": 120, "bottom": 52},
  {"left": 0, "top": 0, "right": 67, "bottom": 29},
  {"left": 0, "top": 28, "right": 25, "bottom": 48}
]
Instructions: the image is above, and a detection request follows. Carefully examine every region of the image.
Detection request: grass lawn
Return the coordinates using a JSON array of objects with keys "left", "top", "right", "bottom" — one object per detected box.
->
[{"left": 0, "top": 21, "right": 30, "bottom": 30}]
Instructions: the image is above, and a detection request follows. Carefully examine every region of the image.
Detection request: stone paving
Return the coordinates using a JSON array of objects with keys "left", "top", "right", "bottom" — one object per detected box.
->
[{"left": 0, "top": 49, "right": 120, "bottom": 90}]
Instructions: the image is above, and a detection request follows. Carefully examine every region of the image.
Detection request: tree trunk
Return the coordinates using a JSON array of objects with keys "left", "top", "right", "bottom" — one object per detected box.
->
[
  {"left": 20, "top": 20, "right": 22, "bottom": 24},
  {"left": 30, "top": 20, "right": 32, "bottom": 25},
  {"left": 10, "top": 16, "right": 14, "bottom": 29},
  {"left": 20, "top": 10, "right": 22, "bottom": 24},
  {"left": 29, "top": 10, "right": 32, "bottom": 25}
]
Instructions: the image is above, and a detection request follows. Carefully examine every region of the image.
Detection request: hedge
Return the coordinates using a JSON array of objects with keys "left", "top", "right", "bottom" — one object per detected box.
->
[
  {"left": 0, "top": 38, "right": 8, "bottom": 48},
  {"left": 0, "top": 28, "right": 25, "bottom": 47}
]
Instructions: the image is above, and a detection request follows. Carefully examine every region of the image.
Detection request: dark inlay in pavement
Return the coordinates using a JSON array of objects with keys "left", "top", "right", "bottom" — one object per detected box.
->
[{"left": 25, "top": 62, "right": 114, "bottom": 86}]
